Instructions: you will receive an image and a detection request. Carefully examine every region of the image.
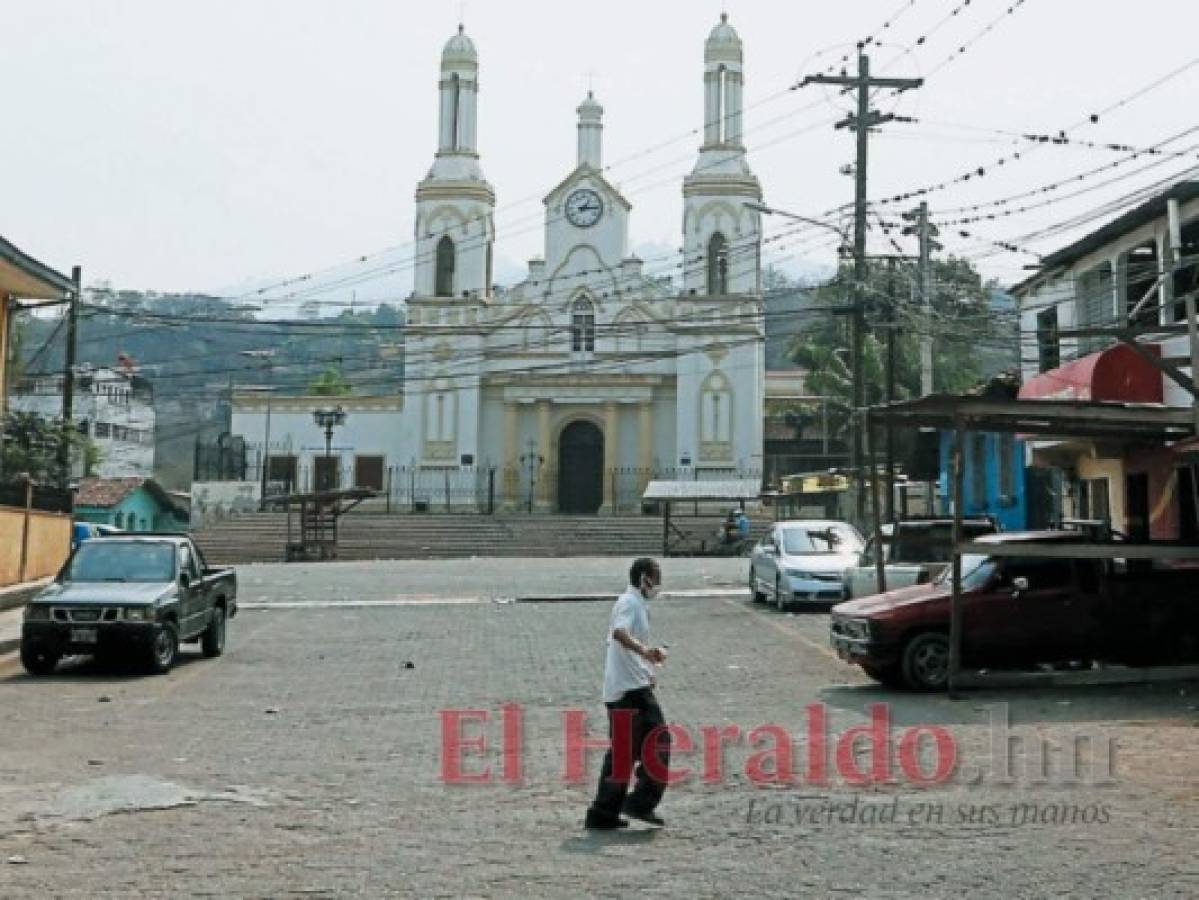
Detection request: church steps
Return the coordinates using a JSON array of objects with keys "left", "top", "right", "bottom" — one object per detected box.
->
[{"left": 190, "top": 513, "right": 767, "bottom": 565}]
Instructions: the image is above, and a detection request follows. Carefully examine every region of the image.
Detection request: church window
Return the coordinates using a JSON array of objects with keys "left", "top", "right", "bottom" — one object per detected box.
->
[
  {"left": 571, "top": 298, "right": 596, "bottom": 352},
  {"left": 435, "top": 236, "right": 455, "bottom": 297},
  {"left": 700, "top": 372, "right": 733, "bottom": 445},
  {"left": 707, "top": 233, "right": 729, "bottom": 295}
]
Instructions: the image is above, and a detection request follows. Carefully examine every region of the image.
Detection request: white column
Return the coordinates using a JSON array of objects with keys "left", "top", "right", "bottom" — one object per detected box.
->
[
  {"left": 703, "top": 71, "right": 720, "bottom": 145},
  {"left": 462, "top": 82, "right": 478, "bottom": 152},
  {"left": 727, "top": 71, "right": 744, "bottom": 147},
  {"left": 438, "top": 80, "right": 454, "bottom": 151}
]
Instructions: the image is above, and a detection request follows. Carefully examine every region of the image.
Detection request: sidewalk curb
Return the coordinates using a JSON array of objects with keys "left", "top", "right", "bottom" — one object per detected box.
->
[{"left": 516, "top": 589, "right": 749, "bottom": 603}]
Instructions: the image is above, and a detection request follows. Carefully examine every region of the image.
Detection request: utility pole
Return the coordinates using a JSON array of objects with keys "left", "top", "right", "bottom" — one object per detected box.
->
[
  {"left": 885, "top": 259, "right": 898, "bottom": 522},
  {"left": 800, "top": 49, "right": 922, "bottom": 526},
  {"left": 903, "top": 201, "right": 941, "bottom": 396},
  {"left": 903, "top": 203, "right": 942, "bottom": 514},
  {"left": 59, "top": 266, "right": 81, "bottom": 486}
]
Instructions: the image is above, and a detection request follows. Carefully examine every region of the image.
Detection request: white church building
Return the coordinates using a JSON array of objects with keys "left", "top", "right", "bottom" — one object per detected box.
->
[{"left": 233, "top": 15, "right": 767, "bottom": 513}]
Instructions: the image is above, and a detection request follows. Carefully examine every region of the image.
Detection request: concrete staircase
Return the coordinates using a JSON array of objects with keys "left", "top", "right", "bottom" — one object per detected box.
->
[{"left": 191, "top": 513, "right": 768, "bottom": 565}]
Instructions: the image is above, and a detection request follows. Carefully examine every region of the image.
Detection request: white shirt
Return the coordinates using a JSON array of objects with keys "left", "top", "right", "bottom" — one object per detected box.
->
[{"left": 602, "top": 586, "right": 655, "bottom": 702}]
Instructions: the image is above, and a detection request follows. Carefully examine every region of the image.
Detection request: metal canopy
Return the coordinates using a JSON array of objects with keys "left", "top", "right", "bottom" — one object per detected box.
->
[
  {"left": 642, "top": 480, "right": 762, "bottom": 503},
  {"left": 865, "top": 395, "right": 1194, "bottom": 441},
  {"left": 859, "top": 395, "right": 1199, "bottom": 694}
]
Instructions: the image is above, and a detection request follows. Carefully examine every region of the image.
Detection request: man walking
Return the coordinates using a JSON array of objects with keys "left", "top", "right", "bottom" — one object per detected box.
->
[{"left": 585, "top": 557, "right": 671, "bottom": 830}]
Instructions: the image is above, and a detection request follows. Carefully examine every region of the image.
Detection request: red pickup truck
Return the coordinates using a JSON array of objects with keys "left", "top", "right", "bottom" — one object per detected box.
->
[{"left": 830, "top": 532, "right": 1199, "bottom": 690}]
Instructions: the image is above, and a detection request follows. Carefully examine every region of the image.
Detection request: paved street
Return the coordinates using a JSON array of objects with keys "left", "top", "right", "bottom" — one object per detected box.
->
[{"left": 1, "top": 558, "right": 1197, "bottom": 898}]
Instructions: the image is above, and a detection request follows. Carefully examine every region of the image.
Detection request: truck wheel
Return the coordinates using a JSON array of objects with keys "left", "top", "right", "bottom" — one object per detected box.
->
[
  {"left": 148, "top": 623, "right": 179, "bottom": 674},
  {"left": 861, "top": 663, "right": 904, "bottom": 688},
  {"left": 900, "top": 632, "right": 950, "bottom": 691},
  {"left": 749, "top": 571, "right": 766, "bottom": 603},
  {"left": 21, "top": 643, "right": 60, "bottom": 677},
  {"left": 201, "top": 606, "right": 226, "bottom": 658}
]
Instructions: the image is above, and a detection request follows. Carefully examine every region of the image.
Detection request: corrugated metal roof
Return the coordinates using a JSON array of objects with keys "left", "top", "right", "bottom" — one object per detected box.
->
[{"left": 642, "top": 479, "right": 761, "bottom": 502}]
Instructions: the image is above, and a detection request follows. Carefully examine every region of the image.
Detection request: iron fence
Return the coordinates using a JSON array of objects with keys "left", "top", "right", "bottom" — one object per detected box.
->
[{"left": 193, "top": 453, "right": 764, "bottom": 516}]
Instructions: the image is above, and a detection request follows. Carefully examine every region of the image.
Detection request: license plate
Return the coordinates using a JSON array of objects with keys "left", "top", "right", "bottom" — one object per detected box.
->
[{"left": 70, "top": 627, "right": 98, "bottom": 644}]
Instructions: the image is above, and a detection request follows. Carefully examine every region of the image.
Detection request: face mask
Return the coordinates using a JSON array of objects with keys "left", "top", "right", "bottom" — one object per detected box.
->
[{"left": 641, "top": 578, "right": 660, "bottom": 600}]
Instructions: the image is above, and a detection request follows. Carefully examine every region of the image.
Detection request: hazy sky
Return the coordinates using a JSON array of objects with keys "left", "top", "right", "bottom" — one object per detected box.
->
[{"left": 3, "top": 0, "right": 1198, "bottom": 306}]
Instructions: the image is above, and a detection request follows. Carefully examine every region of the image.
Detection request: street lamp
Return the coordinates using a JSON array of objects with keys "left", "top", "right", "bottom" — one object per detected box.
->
[
  {"left": 240, "top": 349, "right": 277, "bottom": 501},
  {"left": 313, "top": 406, "right": 347, "bottom": 493},
  {"left": 743, "top": 202, "right": 851, "bottom": 258},
  {"left": 749, "top": 200, "right": 865, "bottom": 525}
]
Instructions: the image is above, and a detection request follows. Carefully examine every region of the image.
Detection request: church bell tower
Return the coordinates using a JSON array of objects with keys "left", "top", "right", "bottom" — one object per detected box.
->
[
  {"left": 682, "top": 14, "right": 763, "bottom": 297},
  {"left": 413, "top": 25, "right": 496, "bottom": 302}
]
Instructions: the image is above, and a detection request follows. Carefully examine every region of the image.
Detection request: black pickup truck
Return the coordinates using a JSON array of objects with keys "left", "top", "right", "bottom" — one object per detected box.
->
[{"left": 20, "top": 535, "right": 237, "bottom": 676}]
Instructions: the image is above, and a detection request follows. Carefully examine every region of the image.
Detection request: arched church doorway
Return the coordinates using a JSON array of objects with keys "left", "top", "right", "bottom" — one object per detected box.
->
[{"left": 558, "top": 420, "right": 604, "bottom": 514}]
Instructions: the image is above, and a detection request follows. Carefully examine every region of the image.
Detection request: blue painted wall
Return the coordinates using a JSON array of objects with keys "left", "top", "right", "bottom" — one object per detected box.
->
[
  {"left": 76, "top": 486, "right": 188, "bottom": 532},
  {"left": 936, "top": 431, "right": 1029, "bottom": 531}
]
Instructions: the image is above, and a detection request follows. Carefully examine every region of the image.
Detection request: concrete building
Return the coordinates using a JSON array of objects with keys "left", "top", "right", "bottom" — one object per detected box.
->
[
  {"left": 233, "top": 15, "right": 767, "bottom": 513},
  {"left": 1012, "top": 182, "right": 1199, "bottom": 539},
  {"left": 1, "top": 235, "right": 73, "bottom": 417},
  {"left": 12, "top": 366, "right": 156, "bottom": 479},
  {"left": 74, "top": 476, "right": 189, "bottom": 532}
]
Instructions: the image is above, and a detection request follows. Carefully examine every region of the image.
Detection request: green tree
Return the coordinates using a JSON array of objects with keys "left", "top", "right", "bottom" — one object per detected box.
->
[
  {"left": 0, "top": 411, "right": 96, "bottom": 483},
  {"left": 789, "top": 255, "right": 1000, "bottom": 438},
  {"left": 309, "top": 366, "right": 351, "bottom": 397}
]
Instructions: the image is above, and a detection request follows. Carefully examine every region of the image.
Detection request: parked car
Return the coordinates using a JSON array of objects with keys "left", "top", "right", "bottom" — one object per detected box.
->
[
  {"left": 749, "top": 520, "right": 864, "bottom": 611},
  {"left": 842, "top": 517, "right": 998, "bottom": 600},
  {"left": 830, "top": 531, "right": 1199, "bottom": 691},
  {"left": 20, "top": 535, "right": 237, "bottom": 676}
]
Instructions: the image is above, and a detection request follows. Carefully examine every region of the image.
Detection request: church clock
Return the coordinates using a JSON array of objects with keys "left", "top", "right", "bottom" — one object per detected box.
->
[{"left": 565, "top": 188, "right": 604, "bottom": 228}]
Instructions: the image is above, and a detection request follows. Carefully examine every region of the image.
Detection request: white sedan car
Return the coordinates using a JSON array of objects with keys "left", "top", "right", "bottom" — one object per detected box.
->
[{"left": 749, "top": 520, "right": 864, "bottom": 611}]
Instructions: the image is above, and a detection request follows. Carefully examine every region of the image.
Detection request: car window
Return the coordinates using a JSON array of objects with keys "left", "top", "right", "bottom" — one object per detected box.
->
[
  {"left": 180, "top": 545, "right": 198, "bottom": 579},
  {"left": 67, "top": 543, "right": 176, "bottom": 583},
  {"left": 781, "top": 524, "right": 863, "bottom": 555},
  {"left": 1004, "top": 557, "right": 1074, "bottom": 590}
]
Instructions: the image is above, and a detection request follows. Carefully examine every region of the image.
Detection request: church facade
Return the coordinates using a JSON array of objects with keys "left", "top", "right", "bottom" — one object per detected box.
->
[{"left": 234, "top": 15, "right": 767, "bottom": 514}]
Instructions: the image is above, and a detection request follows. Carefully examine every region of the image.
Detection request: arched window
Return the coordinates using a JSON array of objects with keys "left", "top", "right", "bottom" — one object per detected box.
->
[
  {"left": 707, "top": 233, "right": 729, "bottom": 295},
  {"left": 614, "top": 308, "right": 650, "bottom": 353},
  {"left": 571, "top": 298, "right": 596, "bottom": 352},
  {"left": 435, "top": 236, "right": 455, "bottom": 297},
  {"left": 700, "top": 371, "right": 733, "bottom": 455}
]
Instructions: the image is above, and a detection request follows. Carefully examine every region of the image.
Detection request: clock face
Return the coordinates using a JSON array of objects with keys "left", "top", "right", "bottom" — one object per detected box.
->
[{"left": 565, "top": 188, "right": 604, "bottom": 228}]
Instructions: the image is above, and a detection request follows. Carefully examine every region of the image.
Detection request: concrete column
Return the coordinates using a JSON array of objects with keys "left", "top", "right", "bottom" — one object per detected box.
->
[
  {"left": 638, "top": 401, "right": 653, "bottom": 498},
  {"left": 536, "top": 400, "right": 552, "bottom": 509},
  {"left": 727, "top": 72, "right": 744, "bottom": 146},
  {"left": 603, "top": 402, "right": 619, "bottom": 513},
  {"left": 502, "top": 402, "right": 518, "bottom": 508}
]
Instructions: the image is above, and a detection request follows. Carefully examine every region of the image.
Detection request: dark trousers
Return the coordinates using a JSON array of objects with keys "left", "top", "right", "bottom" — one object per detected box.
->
[{"left": 589, "top": 687, "right": 671, "bottom": 817}]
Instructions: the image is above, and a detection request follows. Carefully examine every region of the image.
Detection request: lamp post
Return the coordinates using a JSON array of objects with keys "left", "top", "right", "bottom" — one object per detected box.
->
[
  {"left": 239, "top": 349, "right": 277, "bottom": 502},
  {"left": 519, "top": 438, "right": 544, "bottom": 514},
  {"left": 312, "top": 406, "right": 347, "bottom": 493},
  {"left": 746, "top": 201, "right": 866, "bottom": 524},
  {"left": 743, "top": 202, "right": 851, "bottom": 256}
]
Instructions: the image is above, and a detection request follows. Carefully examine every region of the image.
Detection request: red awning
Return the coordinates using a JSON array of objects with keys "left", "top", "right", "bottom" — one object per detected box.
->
[{"left": 1019, "top": 345, "right": 1163, "bottom": 404}]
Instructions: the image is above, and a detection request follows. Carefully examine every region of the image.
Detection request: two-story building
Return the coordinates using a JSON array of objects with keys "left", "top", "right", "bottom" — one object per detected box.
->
[
  {"left": 11, "top": 366, "right": 156, "bottom": 479},
  {"left": 1013, "top": 182, "right": 1199, "bottom": 539}
]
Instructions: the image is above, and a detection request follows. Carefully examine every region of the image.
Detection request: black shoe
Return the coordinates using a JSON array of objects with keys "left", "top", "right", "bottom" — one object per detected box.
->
[
  {"left": 621, "top": 801, "right": 665, "bottom": 827},
  {"left": 584, "top": 808, "right": 629, "bottom": 830}
]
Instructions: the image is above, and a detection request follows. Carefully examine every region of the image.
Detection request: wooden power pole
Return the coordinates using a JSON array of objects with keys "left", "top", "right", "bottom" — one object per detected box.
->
[{"left": 799, "top": 49, "right": 922, "bottom": 525}]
